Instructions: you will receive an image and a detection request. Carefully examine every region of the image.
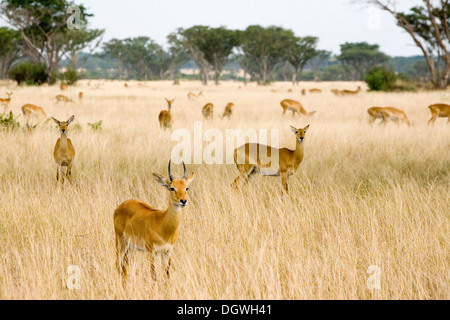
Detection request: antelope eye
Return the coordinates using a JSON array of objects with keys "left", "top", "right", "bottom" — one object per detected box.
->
[
  {"left": 186, "top": 187, "right": 189, "bottom": 191},
  {"left": 170, "top": 187, "right": 176, "bottom": 191}
]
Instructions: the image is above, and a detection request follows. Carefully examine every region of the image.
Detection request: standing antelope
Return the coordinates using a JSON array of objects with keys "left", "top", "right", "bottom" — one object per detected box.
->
[
  {"left": 221, "top": 102, "right": 235, "bottom": 119},
  {"left": 428, "top": 103, "right": 450, "bottom": 124},
  {"left": 52, "top": 115, "right": 76, "bottom": 184},
  {"left": 21, "top": 104, "right": 50, "bottom": 125},
  {"left": 232, "top": 125, "right": 310, "bottom": 192},
  {"left": 55, "top": 95, "right": 73, "bottom": 104},
  {"left": 340, "top": 86, "right": 362, "bottom": 95},
  {"left": 158, "top": 98, "right": 175, "bottom": 130},
  {"left": 187, "top": 91, "right": 203, "bottom": 101},
  {"left": 280, "top": 99, "right": 316, "bottom": 117},
  {"left": 78, "top": 92, "right": 83, "bottom": 99},
  {"left": 309, "top": 88, "right": 322, "bottom": 93},
  {"left": 0, "top": 92, "right": 13, "bottom": 114},
  {"left": 301, "top": 89, "right": 306, "bottom": 95},
  {"left": 114, "top": 161, "right": 194, "bottom": 280},
  {"left": 60, "top": 83, "right": 68, "bottom": 91},
  {"left": 124, "top": 83, "right": 129, "bottom": 88},
  {"left": 202, "top": 103, "right": 214, "bottom": 120}
]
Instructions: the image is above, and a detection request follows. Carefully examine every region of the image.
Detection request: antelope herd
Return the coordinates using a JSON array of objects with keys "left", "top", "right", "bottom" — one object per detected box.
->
[{"left": 0, "top": 81, "right": 448, "bottom": 283}]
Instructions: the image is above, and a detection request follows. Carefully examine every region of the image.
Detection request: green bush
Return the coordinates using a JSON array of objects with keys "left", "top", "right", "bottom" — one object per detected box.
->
[
  {"left": 365, "top": 67, "right": 397, "bottom": 91},
  {"left": 9, "top": 62, "right": 48, "bottom": 85},
  {"left": 61, "top": 68, "right": 80, "bottom": 85},
  {"left": 88, "top": 120, "right": 102, "bottom": 131},
  {"left": 0, "top": 111, "right": 20, "bottom": 131}
]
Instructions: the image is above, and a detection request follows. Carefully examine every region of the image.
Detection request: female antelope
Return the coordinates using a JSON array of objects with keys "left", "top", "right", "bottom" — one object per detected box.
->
[
  {"left": 114, "top": 161, "right": 194, "bottom": 280},
  {"left": 428, "top": 103, "right": 450, "bottom": 124},
  {"left": 221, "top": 102, "right": 235, "bottom": 119},
  {"left": 280, "top": 99, "right": 316, "bottom": 117},
  {"left": 53, "top": 115, "right": 76, "bottom": 184},
  {"left": 232, "top": 125, "right": 310, "bottom": 192},
  {"left": 202, "top": 103, "right": 214, "bottom": 120},
  {"left": 158, "top": 98, "right": 175, "bottom": 129}
]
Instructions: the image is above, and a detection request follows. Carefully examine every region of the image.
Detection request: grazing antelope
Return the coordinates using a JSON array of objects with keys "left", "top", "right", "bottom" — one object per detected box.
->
[
  {"left": 280, "top": 99, "right": 316, "bottom": 117},
  {"left": 367, "top": 107, "right": 388, "bottom": 126},
  {"left": 232, "top": 125, "right": 310, "bottom": 192},
  {"left": 52, "top": 115, "right": 76, "bottom": 184},
  {"left": 221, "top": 102, "right": 235, "bottom": 119},
  {"left": 60, "top": 83, "right": 68, "bottom": 91},
  {"left": 187, "top": 91, "right": 203, "bottom": 101},
  {"left": 340, "top": 86, "right": 362, "bottom": 95},
  {"left": 55, "top": 95, "right": 73, "bottom": 104},
  {"left": 158, "top": 98, "right": 175, "bottom": 130},
  {"left": 382, "top": 107, "right": 411, "bottom": 126},
  {"left": 368, "top": 107, "right": 410, "bottom": 126},
  {"left": 114, "top": 160, "right": 194, "bottom": 280},
  {"left": 309, "top": 88, "right": 322, "bottom": 93},
  {"left": 21, "top": 104, "right": 50, "bottom": 125},
  {"left": 202, "top": 103, "right": 214, "bottom": 120},
  {"left": 0, "top": 92, "right": 12, "bottom": 114},
  {"left": 428, "top": 103, "right": 450, "bottom": 124}
]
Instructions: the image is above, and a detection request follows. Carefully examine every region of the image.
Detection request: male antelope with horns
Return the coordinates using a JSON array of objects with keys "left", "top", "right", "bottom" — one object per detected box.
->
[{"left": 114, "top": 161, "right": 194, "bottom": 280}]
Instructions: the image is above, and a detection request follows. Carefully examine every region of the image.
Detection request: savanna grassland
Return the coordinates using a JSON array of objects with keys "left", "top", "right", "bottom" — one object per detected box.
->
[{"left": 0, "top": 80, "right": 448, "bottom": 300}]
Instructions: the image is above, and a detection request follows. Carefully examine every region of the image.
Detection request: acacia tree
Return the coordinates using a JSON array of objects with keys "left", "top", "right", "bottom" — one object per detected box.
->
[
  {"left": 337, "top": 42, "right": 389, "bottom": 80},
  {"left": 0, "top": 0, "right": 92, "bottom": 82},
  {"left": 0, "top": 27, "right": 22, "bottom": 79},
  {"left": 64, "top": 27, "right": 104, "bottom": 70},
  {"left": 167, "top": 32, "right": 190, "bottom": 83},
  {"left": 196, "top": 27, "right": 239, "bottom": 85},
  {"left": 285, "top": 36, "right": 318, "bottom": 85},
  {"left": 308, "top": 50, "right": 332, "bottom": 81},
  {"left": 366, "top": 0, "right": 450, "bottom": 88},
  {"left": 239, "top": 25, "right": 295, "bottom": 84}
]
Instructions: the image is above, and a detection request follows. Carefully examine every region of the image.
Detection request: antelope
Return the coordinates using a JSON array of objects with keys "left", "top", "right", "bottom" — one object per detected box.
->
[
  {"left": 301, "top": 89, "right": 306, "bottom": 96},
  {"left": 202, "top": 103, "right": 214, "bottom": 120},
  {"left": 21, "top": 104, "right": 50, "bottom": 125},
  {"left": 428, "top": 103, "right": 450, "bottom": 124},
  {"left": 368, "top": 107, "right": 410, "bottom": 126},
  {"left": 367, "top": 107, "right": 388, "bottom": 126},
  {"left": 78, "top": 92, "right": 83, "bottom": 99},
  {"left": 270, "top": 89, "right": 278, "bottom": 93},
  {"left": 124, "top": 83, "right": 129, "bottom": 88},
  {"left": 232, "top": 124, "right": 310, "bottom": 192},
  {"left": 52, "top": 115, "right": 76, "bottom": 184},
  {"left": 114, "top": 160, "right": 194, "bottom": 280},
  {"left": 309, "top": 88, "right": 322, "bottom": 93},
  {"left": 280, "top": 99, "right": 316, "bottom": 117},
  {"left": 0, "top": 92, "right": 12, "bottom": 114},
  {"left": 382, "top": 107, "right": 411, "bottom": 126},
  {"left": 331, "top": 89, "right": 342, "bottom": 95},
  {"left": 187, "top": 91, "right": 203, "bottom": 101},
  {"left": 60, "top": 83, "right": 68, "bottom": 91},
  {"left": 340, "top": 86, "right": 362, "bottom": 95},
  {"left": 55, "top": 95, "right": 73, "bottom": 104},
  {"left": 221, "top": 102, "right": 235, "bottom": 119},
  {"left": 287, "top": 89, "right": 293, "bottom": 93},
  {"left": 158, "top": 98, "right": 175, "bottom": 130}
]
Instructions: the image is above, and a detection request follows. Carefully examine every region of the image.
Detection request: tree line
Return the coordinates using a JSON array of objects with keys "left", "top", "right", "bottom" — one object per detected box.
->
[{"left": 0, "top": 0, "right": 448, "bottom": 88}]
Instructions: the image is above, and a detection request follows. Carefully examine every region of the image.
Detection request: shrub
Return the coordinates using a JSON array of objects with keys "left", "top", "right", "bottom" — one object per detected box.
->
[
  {"left": 61, "top": 68, "right": 80, "bottom": 85},
  {"left": 9, "top": 62, "right": 48, "bottom": 85},
  {"left": 365, "top": 67, "right": 397, "bottom": 91},
  {"left": 88, "top": 120, "right": 102, "bottom": 131},
  {"left": 0, "top": 111, "right": 20, "bottom": 131}
]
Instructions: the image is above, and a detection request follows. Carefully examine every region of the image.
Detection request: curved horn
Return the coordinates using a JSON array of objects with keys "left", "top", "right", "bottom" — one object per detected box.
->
[
  {"left": 168, "top": 160, "right": 174, "bottom": 181},
  {"left": 182, "top": 161, "right": 187, "bottom": 180}
]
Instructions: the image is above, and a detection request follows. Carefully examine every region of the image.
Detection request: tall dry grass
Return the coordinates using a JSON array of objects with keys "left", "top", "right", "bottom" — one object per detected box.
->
[{"left": 0, "top": 80, "right": 448, "bottom": 299}]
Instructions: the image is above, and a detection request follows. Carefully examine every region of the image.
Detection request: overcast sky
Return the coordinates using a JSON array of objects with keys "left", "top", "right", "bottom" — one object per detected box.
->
[{"left": 1, "top": 0, "right": 425, "bottom": 57}]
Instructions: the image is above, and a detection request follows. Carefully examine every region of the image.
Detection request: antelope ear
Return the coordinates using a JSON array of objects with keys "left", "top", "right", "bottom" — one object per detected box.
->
[
  {"left": 186, "top": 173, "right": 194, "bottom": 186},
  {"left": 290, "top": 125, "right": 298, "bottom": 134},
  {"left": 303, "top": 124, "right": 310, "bottom": 132},
  {"left": 153, "top": 173, "right": 170, "bottom": 189},
  {"left": 52, "top": 117, "right": 60, "bottom": 126},
  {"left": 67, "top": 115, "right": 75, "bottom": 125}
]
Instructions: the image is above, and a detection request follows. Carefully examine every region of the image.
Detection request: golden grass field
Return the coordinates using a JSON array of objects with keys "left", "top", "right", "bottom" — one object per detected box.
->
[{"left": 0, "top": 80, "right": 449, "bottom": 300}]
